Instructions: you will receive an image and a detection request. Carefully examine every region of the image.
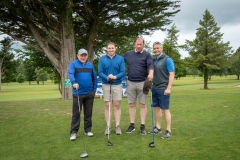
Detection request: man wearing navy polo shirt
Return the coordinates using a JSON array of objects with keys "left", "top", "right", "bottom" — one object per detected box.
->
[{"left": 123, "top": 37, "right": 154, "bottom": 135}]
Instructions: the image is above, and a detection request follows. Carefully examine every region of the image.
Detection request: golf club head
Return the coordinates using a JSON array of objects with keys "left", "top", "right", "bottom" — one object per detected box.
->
[
  {"left": 149, "top": 141, "right": 155, "bottom": 148},
  {"left": 80, "top": 151, "right": 88, "bottom": 158},
  {"left": 107, "top": 140, "right": 114, "bottom": 146}
]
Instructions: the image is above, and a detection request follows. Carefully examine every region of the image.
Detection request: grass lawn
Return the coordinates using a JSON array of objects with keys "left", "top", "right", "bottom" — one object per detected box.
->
[{"left": 0, "top": 76, "right": 240, "bottom": 160}]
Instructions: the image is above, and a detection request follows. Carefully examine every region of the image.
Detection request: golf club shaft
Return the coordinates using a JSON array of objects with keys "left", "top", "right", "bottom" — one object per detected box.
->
[
  {"left": 151, "top": 91, "right": 154, "bottom": 141},
  {"left": 108, "top": 83, "right": 112, "bottom": 140}
]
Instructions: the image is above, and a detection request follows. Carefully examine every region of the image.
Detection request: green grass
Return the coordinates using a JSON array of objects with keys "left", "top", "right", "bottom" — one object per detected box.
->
[{"left": 0, "top": 77, "right": 240, "bottom": 160}]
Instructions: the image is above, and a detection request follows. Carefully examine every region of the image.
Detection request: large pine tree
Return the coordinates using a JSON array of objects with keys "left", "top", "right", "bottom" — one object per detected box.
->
[
  {"left": 186, "top": 10, "right": 232, "bottom": 89},
  {"left": 162, "top": 24, "right": 186, "bottom": 79},
  {"left": 230, "top": 47, "right": 240, "bottom": 80}
]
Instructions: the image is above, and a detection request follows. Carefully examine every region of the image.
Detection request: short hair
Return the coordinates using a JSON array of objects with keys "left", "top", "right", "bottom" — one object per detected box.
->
[
  {"left": 135, "top": 37, "right": 145, "bottom": 44},
  {"left": 107, "top": 42, "right": 116, "bottom": 48},
  {"left": 153, "top": 41, "right": 163, "bottom": 47}
]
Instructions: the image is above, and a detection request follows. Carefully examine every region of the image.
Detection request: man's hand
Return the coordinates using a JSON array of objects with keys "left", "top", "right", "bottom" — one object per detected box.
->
[
  {"left": 164, "top": 88, "right": 171, "bottom": 95},
  {"left": 107, "top": 74, "right": 115, "bottom": 83},
  {"left": 147, "top": 74, "right": 153, "bottom": 82},
  {"left": 107, "top": 78, "right": 114, "bottom": 83},
  {"left": 108, "top": 74, "right": 116, "bottom": 80},
  {"left": 73, "top": 83, "right": 79, "bottom": 89}
]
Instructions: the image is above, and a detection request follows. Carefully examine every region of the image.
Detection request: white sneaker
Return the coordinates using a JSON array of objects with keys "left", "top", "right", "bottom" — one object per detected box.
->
[
  {"left": 70, "top": 133, "right": 76, "bottom": 141},
  {"left": 85, "top": 132, "right": 93, "bottom": 137}
]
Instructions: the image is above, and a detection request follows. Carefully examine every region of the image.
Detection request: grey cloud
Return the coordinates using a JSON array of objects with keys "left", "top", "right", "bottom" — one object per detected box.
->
[{"left": 171, "top": 0, "right": 240, "bottom": 33}]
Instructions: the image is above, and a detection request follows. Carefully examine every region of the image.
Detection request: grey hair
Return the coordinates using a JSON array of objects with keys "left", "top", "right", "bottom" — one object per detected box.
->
[{"left": 153, "top": 41, "right": 163, "bottom": 47}]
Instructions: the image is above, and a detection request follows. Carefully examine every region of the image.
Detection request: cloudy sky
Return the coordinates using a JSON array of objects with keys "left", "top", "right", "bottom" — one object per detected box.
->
[{"left": 143, "top": 0, "right": 240, "bottom": 58}]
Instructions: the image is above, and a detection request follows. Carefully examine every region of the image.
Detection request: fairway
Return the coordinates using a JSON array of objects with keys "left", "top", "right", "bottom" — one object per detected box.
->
[{"left": 0, "top": 76, "right": 240, "bottom": 160}]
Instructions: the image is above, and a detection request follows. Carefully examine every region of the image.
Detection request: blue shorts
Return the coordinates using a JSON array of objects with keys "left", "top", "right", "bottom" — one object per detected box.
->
[{"left": 152, "top": 89, "right": 170, "bottom": 110}]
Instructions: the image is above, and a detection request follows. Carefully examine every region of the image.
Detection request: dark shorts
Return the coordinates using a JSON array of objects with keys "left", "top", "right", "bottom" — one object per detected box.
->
[{"left": 152, "top": 89, "right": 170, "bottom": 110}]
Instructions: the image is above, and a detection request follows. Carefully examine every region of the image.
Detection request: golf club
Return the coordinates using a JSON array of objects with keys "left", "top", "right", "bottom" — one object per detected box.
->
[
  {"left": 77, "top": 89, "right": 88, "bottom": 158},
  {"left": 107, "top": 78, "right": 114, "bottom": 146},
  {"left": 149, "top": 91, "right": 155, "bottom": 148}
]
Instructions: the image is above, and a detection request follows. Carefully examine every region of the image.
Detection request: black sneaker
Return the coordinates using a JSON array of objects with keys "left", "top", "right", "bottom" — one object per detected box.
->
[
  {"left": 161, "top": 130, "right": 171, "bottom": 139},
  {"left": 126, "top": 125, "right": 135, "bottom": 133},
  {"left": 140, "top": 125, "right": 146, "bottom": 135},
  {"left": 148, "top": 126, "right": 162, "bottom": 134}
]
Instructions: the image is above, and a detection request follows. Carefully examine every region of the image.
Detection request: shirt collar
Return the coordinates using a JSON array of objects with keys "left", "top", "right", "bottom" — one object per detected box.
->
[
  {"left": 155, "top": 53, "right": 165, "bottom": 61},
  {"left": 107, "top": 53, "right": 116, "bottom": 58},
  {"left": 135, "top": 49, "right": 144, "bottom": 53}
]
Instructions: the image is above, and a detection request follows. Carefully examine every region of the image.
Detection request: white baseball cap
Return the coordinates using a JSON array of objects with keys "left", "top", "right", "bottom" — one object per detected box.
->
[{"left": 78, "top": 48, "right": 88, "bottom": 55}]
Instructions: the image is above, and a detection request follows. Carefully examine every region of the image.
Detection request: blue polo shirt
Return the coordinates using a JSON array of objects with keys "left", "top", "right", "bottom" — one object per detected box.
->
[{"left": 98, "top": 54, "right": 125, "bottom": 85}]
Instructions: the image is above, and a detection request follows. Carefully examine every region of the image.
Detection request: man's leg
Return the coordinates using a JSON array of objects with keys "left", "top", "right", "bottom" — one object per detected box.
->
[
  {"left": 126, "top": 80, "right": 137, "bottom": 133},
  {"left": 114, "top": 100, "right": 122, "bottom": 135},
  {"left": 154, "top": 107, "right": 162, "bottom": 129},
  {"left": 83, "top": 91, "right": 95, "bottom": 133},
  {"left": 163, "top": 109, "right": 171, "bottom": 132},
  {"left": 139, "top": 103, "right": 146, "bottom": 124},
  {"left": 161, "top": 91, "right": 171, "bottom": 139},
  {"left": 70, "top": 95, "right": 80, "bottom": 134},
  {"left": 113, "top": 100, "right": 121, "bottom": 126},
  {"left": 105, "top": 101, "right": 112, "bottom": 126},
  {"left": 129, "top": 102, "right": 136, "bottom": 123}
]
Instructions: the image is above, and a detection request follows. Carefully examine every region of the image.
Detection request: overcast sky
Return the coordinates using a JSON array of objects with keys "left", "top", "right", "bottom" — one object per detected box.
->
[{"left": 143, "top": 0, "right": 240, "bottom": 58}]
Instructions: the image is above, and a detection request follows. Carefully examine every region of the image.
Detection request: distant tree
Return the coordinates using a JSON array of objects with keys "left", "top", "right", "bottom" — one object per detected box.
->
[
  {"left": 35, "top": 68, "right": 48, "bottom": 85},
  {"left": 230, "top": 47, "right": 240, "bottom": 80},
  {"left": 188, "top": 68, "right": 199, "bottom": 78},
  {"left": 162, "top": 24, "right": 186, "bottom": 79},
  {"left": 185, "top": 10, "right": 232, "bottom": 89},
  {"left": 16, "top": 73, "right": 25, "bottom": 85},
  {"left": 0, "top": 37, "right": 17, "bottom": 90},
  {"left": 23, "top": 59, "right": 37, "bottom": 84},
  {"left": 17, "top": 45, "right": 56, "bottom": 85}
]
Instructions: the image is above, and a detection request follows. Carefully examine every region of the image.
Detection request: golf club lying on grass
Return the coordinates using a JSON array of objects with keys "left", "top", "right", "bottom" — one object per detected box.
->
[
  {"left": 149, "top": 91, "right": 155, "bottom": 148},
  {"left": 77, "top": 90, "right": 89, "bottom": 158},
  {"left": 107, "top": 78, "right": 114, "bottom": 146}
]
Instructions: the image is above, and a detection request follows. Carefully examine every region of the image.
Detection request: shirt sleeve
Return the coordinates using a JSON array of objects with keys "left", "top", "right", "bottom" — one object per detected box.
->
[
  {"left": 68, "top": 62, "right": 76, "bottom": 84},
  {"left": 146, "top": 52, "right": 154, "bottom": 70},
  {"left": 98, "top": 57, "right": 108, "bottom": 80},
  {"left": 166, "top": 57, "right": 175, "bottom": 72},
  {"left": 115, "top": 57, "right": 126, "bottom": 79},
  {"left": 92, "top": 65, "right": 98, "bottom": 92}
]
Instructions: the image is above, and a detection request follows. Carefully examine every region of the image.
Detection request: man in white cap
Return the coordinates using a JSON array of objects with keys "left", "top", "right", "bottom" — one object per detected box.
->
[{"left": 68, "top": 48, "right": 97, "bottom": 141}]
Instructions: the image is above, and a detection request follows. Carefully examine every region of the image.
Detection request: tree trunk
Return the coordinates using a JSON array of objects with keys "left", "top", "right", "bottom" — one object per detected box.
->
[
  {"left": 203, "top": 68, "right": 209, "bottom": 89},
  {"left": 28, "top": 16, "right": 76, "bottom": 99},
  {"left": 237, "top": 74, "right": 239, "bottom": 80},
  {"left": 60, "top": 26, "right": 76, "bottom": 99},
  {"left": 87, "top": 20, "right": 97, "bottom": 63}
]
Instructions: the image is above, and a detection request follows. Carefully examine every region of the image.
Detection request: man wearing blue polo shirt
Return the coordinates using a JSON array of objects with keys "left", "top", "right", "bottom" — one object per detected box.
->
[
  {"left": 149, "top": 42, "right": 175, "bottom": 139},
  {"left": 98, "top": 42, "right": 125, "bottom": 135}
]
